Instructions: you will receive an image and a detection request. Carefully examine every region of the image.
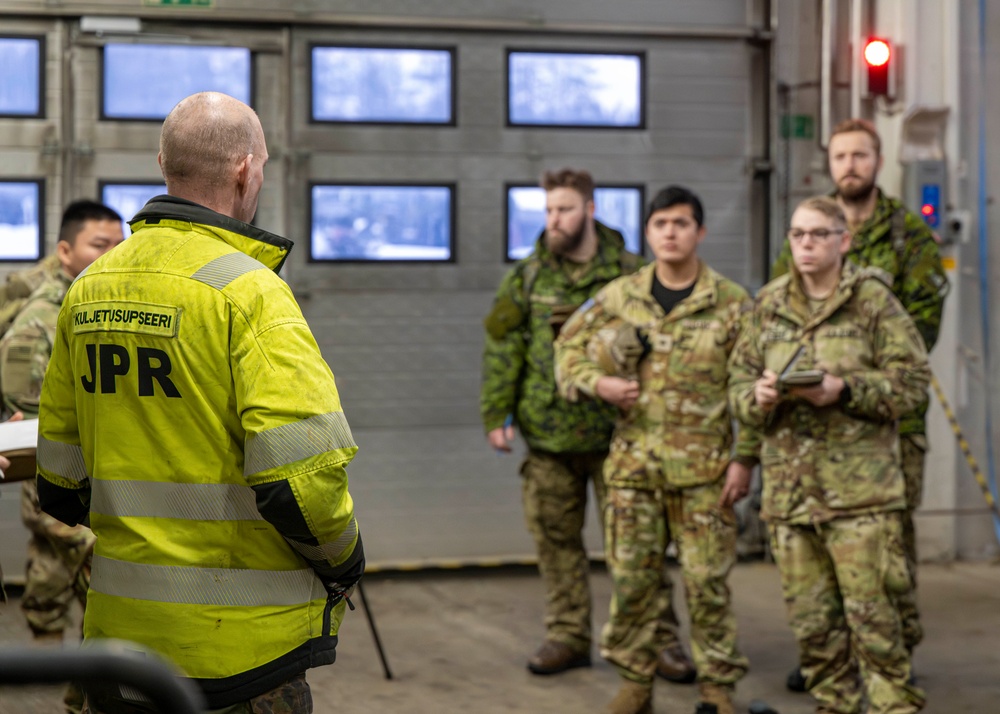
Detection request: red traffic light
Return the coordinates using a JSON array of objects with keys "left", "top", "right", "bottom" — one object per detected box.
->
[
  {"left": 864, "top": 39, "right": 891, "bottom": 67},
  {"left": 863, "top": 37, "right": 893, "bottom": 97},
  {"left": 921, "top": 204, "right": 935, "bottom": 216}
]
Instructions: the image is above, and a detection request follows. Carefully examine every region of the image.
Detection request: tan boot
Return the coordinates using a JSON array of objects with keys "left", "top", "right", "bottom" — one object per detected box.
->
[
  {"left": 604, "top": 680, "right": 653, "bottom": 714},
  {"left": 697, "top": 682, "right": 735, "bottom": 714}
]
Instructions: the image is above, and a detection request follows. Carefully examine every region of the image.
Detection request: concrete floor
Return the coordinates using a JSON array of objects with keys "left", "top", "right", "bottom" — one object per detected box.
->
[{"left": 0, "top": 560, "right": 998, "bottom": 713}]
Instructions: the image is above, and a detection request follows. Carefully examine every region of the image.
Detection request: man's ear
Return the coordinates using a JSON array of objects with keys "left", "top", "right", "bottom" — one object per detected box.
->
[
  {"left": 235, "top": 154, "right": 253, "bottom": 194},
  {"left": 839, "top": 228, "right": 853, "bottom": 256},
  {"left": 55, "top": 240, "right": 72, "bottom": 270}
]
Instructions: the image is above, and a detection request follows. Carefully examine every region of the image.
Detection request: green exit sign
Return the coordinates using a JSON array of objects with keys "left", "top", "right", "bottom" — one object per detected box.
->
[
  {"left": 143, "top": 0, "right": 215, "bottom": 6},
  {"left": 780, "top": 114, "right": 815, "bottom": 140}
]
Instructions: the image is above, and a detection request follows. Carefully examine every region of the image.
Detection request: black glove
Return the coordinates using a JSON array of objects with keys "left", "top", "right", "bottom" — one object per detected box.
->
[{"left": 321, "top": 535, "right": 366, "bottom": 608}]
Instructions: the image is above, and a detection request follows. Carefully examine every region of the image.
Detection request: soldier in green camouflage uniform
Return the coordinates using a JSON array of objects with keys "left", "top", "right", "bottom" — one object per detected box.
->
[
  {"left": 556, "top": 186, "right": 751, "bottom": 714},
  {"left": 772, "top": 120, "right": 948, "bottom": 657},
  {"left": 481, "top": 169, "right": 694, "bottom": 680},
  {"left": 730, "top": 196, "right": 930, "bottom": 714},
  {"left": 0, "top": 200, "right": 123, "bottom": 714}
]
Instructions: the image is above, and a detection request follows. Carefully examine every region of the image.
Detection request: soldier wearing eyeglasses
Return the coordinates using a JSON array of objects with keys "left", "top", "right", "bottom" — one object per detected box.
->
[
  {"left": 772, "top": 121, "right": 948, "bottom": 686},
  {"left": 729, "top": 196, "right": 930, "bottom": 714}
]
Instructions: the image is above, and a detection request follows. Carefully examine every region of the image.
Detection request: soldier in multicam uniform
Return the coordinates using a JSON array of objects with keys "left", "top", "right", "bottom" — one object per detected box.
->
[
  {"left": 0, "top": 199, "right": 123, "bottom": 714},
  {"left": 0, "top": 253, "right": 63, "bottom": 605},
  {"left": 481, "top": 168, "right": 696, "bottom": 683},
  {"left": 772, "top": 120, "right": 948, "bottom": 687},
  {"left": 555, "top": 186, "right": 752, "bottom": 714},
  {"left": 729, "top": 196, "right": 930, "bottom": 714}
]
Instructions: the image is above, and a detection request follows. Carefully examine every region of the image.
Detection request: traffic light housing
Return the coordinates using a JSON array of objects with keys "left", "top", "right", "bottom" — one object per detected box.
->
[{"left": 863, "top": 37, "right": 894, "bottom": 97}]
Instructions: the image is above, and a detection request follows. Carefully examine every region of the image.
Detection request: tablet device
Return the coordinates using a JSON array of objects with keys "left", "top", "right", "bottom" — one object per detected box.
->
[{"left": 779, "top": 370, "right": 824, "bottom": 388}]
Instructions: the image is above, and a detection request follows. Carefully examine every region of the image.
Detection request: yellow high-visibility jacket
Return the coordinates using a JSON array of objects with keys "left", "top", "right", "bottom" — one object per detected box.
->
[{"left": 36, "top": 196, "right": 364, "bottom": 708}]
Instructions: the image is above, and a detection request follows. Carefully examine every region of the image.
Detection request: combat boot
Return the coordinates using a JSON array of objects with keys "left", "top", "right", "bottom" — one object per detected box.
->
[
  {"left": 603, "top": 679, "right": 653, "bottom": 714},
  {"left": 656, "top": 642, "right": 697, "bottom": 683},
  {"left": 696, "top": 682, "right": 735, "bottom": 714},
  {"left": 786, "top": 666, "right": 807, "bottom": 692}
]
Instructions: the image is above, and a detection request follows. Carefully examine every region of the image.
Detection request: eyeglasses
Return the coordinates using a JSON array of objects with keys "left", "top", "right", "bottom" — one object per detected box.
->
[{"left": 787, "top": 227, "right": 843, "bottom": 242}]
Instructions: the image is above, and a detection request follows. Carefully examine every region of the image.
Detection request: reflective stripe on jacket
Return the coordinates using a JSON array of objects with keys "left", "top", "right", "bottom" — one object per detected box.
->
[{"left": 36, "top": 196, "right": 362, "bottom": 707}]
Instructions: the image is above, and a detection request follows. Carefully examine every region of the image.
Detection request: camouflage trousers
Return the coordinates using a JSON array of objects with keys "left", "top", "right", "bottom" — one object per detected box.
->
[
  {"left": 521, "top": 449, "right": 681, "bottom": 652},
  {"left": 601, "top": 482, "right": 748, "bottom": 687},
  {"left": 770, "top": 513, "right": 925, "bottom": 714},
  {"left": 20, "top": 480, "right": 95, "bottom": 636},
  {"left": 895, "top": 433, "right": 926, "bottom": 651},
  {"left": 83, "top": 673, "right": 312, "bottom": 714}
]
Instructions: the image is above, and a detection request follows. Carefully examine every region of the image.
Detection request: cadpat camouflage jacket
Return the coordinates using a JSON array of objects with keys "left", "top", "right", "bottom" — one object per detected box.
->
[
  {"left": 728, "top": 261, "right": 931, "bottom": 525},
  {"left": 772, "top": 189, "right": 948, "bottom": 435},
  {"left": 555, "top": 262, "right": 753, "bottom": 489},
  {"left": 480, "top": 222, "right": 642, "bottom": 453},
  {"left": 0, "top": 267, "right": 69, "bottom": 417}
]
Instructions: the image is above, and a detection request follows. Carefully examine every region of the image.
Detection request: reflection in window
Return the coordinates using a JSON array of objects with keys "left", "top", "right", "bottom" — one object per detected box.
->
[
  {"left": 103, "top": 44, "right": 251, "bottom": 120},
  {"left": 0, "top": 180, "right": 42, "bottom": 261},
  {"left": 0, "top": 37, "right": 42, "bottom": 117},
  {"left": 101, "top": 183, "right": 167, "bottom": 235},
  {"left": 311, "top": 185, "right": 453, "bottom": 262},
  {"left": 507, "top": 186, "right": 643, "bottom": 260},
  {"left": 508, "top": 51, "right": 643, "bottom": 127},
  {"left": 312, "top": 46, "right": 453, "bottom": 124}
]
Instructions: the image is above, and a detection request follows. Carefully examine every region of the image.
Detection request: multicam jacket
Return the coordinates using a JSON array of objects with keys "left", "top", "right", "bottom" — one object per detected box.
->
[
  {"left": 772, "top": 189, "right": 948, "bottom": 435},
  {"left": 728, "top": 261, "right": 931, "bottom": 525},
  {"left": 480, "top": 222, "right": 642, "bottom": 453},
  {"left": 555, "top": 262, "right": 753, "bottom": 490},
  {"left": 0, "top": 267, "right": 70, "bottom": 417},
  {"left": 0, "top": 254, "right": 61, "bottom": 339}
]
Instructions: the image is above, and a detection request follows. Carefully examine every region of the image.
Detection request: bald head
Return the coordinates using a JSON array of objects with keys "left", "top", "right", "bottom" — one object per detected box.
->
[{"left": 159, "top": 92, "right": 267, "bottom": 222}]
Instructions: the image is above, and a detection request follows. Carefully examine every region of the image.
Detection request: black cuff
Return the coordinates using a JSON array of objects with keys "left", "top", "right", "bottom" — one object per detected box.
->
[
  {"left": 838, "top": 383, "right": 853, "bottom": 408},
  {"left": 319, "top": 533, "right": 365, "bottom": 589},
  {"left": 36, "top": 478, "right": 89, "bottom": 527}
]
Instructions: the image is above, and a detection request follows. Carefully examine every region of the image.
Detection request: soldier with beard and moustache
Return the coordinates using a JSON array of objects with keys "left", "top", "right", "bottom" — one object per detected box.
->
[
  {"left": 480, "top": 168, "right": 696, "bottom": 684},
  {"left": 771, "top": 119, "right": 949, "bottom": 693}
]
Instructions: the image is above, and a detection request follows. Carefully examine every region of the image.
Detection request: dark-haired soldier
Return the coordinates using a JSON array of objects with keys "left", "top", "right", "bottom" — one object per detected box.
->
[
  {"left": 0, "top": 199, "right": 124, "bottom": 713},
  {"left": 556, "top": 186, "right": 752, "bottom": 714}
]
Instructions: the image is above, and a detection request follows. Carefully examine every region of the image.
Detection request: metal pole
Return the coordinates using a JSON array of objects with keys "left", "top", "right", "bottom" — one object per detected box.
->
[{"left": 357, "top": 581, "right": 393, "bottom": 680}]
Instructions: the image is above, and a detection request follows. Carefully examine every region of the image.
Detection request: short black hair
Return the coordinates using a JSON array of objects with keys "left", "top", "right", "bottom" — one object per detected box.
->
[
  {"left": 59, "top": 200, "right": 122, "bottom": 246},
  {"left": 645, "top": 185, "right": 704, "bottom": 227}
]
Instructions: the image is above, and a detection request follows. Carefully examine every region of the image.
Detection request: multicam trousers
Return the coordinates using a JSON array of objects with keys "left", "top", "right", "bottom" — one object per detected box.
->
[
  {"left": 82, "top": 673, "right": 312, "bottom": 714},
  {"left": 896, "top": 433, "right": 927, "bottom": 651},
  {"left": 520, "top": 449, "right": 681, "bottom": 653},
  {"left": 770, "top": 513, "right": 925, "bottom": 714},
  {"left": 20, "top": 479, "right": 94, "bottom": 636},
  {"left": 601, "top": 481, "right": 748, "bottom": 687}
]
